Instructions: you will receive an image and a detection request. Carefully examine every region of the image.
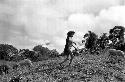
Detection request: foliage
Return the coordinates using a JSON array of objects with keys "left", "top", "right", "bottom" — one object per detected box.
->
[
  {"left": 84, "top": 31, "right": 98, "bottom": 54},
  {"left": 0, "top": 44, "right": 18, "bottom": 54},
  {"left": 33, "top": 45, "right": 51, "bottom": 55},
  {"left": 97, "top": 33, "right": 109, "bottom": 50},
  {"left": 82, "top": 26, "right": 125, "bottom": 54},
  {"left": 1, "top": 26, "right": 125, "bottom": 81},
  {"left": 18, "top": 59, "right": 33, "bottom": 68},
  {"left": 33, "top": 45, "right": 54, "bottom": 60},
  {"left": 0, "top": 64, "right": 10, "bottom": 75},
  {"left": 108, "top": 49, "right": 125, "bottom": 64},
  {"left": 18, "top": 49, "right": 38, "bottom": 62},
  {"left": 108, "top": 26, "right": 125, "bottom": 51},
  {"left": 0, "top": 51, "right": 8, "bottom": 60},
  {"left": 0, "top": 44, "right": 18, "bottom": 61},
  {"left": 49, "top": 49, "right": 59, "bottom": 58}
]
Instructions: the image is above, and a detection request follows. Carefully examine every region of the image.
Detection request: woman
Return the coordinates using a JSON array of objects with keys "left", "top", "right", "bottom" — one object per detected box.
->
[{"left": 60, "top": 31, "right": 78, "bottom": 66}]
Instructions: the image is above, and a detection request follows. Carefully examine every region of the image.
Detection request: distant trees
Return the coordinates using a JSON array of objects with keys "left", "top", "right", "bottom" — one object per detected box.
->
[
  {"left": 84, "top": 31, "right": 109, "bottom": 54},
  {"left": 33, "top": 45, "right": 51, "bottom": 55},
  {"left": 84, "top": 31, "right": 98, "bottom": 54},
  {"left": 0, "top": 51, "right": 8, "bottom": 60},
  {"left": 109, "top": 26, "right": 125, "bottom": 51},
  {"left": 109, "top": 26, "right": 125, "bottom": 43},
  {"left": 83, "top": 26, "right": 125, "bottom": 54},
  {"left": 17, "top": 49, "right": 38, "bottom": 62},
  {"left": 33, "top": 45, "right": 55, "bottom": 60},
  {"left": 49, "top": 49, "right": 59, "bottom": 58},
  {"left": 0, "top": 43, "right": 60, "bottom": 62},
  {"left": 0, "top": 44, "right": 18, "bottom": 54},
  {"left": 0, "top": 44, "right": 18, "bottom": 61},
  {"left": 0, "top": 25, "right": 125, "bottom": 61},
  {"left": 97, "top": 33, "right": 109, "bottom": 50}
]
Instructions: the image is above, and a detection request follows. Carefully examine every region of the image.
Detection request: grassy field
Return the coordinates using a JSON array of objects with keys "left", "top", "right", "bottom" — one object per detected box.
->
[{"left": 0, "top": 49, "right": 125, "bottom": 82}]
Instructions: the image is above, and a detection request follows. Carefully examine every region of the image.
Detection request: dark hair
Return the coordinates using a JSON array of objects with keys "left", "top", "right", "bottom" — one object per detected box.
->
[{"left": 67, "top": 31, "right": 75, "bottom": 37}]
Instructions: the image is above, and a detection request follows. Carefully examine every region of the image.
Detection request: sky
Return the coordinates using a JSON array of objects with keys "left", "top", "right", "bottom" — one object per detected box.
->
[{"left": 0, "top": 0, "right": 125, "bottom": 53}]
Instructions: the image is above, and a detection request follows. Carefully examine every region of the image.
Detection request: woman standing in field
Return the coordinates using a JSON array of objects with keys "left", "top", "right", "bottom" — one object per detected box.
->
[{"left": 60, "top": 31, "right": 78, "bottom": 66}]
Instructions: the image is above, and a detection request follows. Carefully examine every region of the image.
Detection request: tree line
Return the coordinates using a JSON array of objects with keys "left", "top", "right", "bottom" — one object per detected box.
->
[
  {"left": 0, "top": 26, "right": 125, "bottom": 62},
  {"left": 0, "top": 44, "right": 59, "bottom": 62},
  {"left": 83, "top": 26, "right": 125, "bottom": 54}
]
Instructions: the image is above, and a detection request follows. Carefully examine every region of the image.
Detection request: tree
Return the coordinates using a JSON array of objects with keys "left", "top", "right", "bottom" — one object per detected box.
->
[
  {"left": 109, "top": 26, "right": 125, "bottom": 51},
  {"left": 0, "top": 44, "right": 18, "bottom": 54},
  {"left": 18, "top": 49, "right": 39, "bottom": 62},
  {"left": 0, "top": 44, "right": 18, "bottom": 61},
  {"left": 84, "top": 31, "right": 98, "bottom": 54},
  {"left": 98, "top": 33, "right": 109, "bottom": 49},
  {"left": 33, "top": 45, "right": 51, "bottom": 60},
  {"left": 49, "top": 49, "right": 59, "bottom": 58}
]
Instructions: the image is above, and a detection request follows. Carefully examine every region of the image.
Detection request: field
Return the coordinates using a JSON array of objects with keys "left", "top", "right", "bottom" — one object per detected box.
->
[{"left": 1, "top": 48, "right": 125, "bottom": 82}]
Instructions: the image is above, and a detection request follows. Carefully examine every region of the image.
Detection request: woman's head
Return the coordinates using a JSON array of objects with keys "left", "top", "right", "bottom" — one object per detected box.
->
[{"left": 67, "top": 31, "right": 75, "bottom": 37}]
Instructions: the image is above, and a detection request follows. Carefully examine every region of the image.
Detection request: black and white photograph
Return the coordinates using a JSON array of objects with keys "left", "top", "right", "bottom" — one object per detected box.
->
[{"left": 0, "top": 0, "right": 125, "bottom": 82}]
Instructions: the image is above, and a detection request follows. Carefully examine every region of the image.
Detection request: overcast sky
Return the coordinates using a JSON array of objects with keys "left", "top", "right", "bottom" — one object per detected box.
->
[{"left": 0, "top": 0, "right": 125, "bottom": 52}]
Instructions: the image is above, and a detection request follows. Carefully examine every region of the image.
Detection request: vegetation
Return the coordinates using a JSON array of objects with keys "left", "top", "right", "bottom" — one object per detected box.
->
[{"left": 0, "top": 26, "right": 125, "bottom": 82}]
